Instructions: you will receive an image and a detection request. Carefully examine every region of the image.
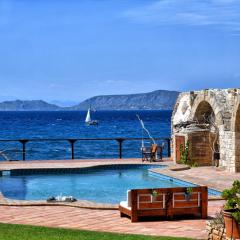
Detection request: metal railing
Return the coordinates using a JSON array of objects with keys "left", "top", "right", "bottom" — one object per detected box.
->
[{"left": 0, "top": 137, "right": 171, "bottom": 161}]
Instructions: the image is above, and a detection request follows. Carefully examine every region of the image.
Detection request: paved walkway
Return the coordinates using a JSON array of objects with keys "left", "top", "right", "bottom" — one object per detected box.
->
[
  {"left": 152, "top": 166, "right": 240, "bottom": 191},
  {"left": 0, "top": 200, "right": 224, "bottom": 239},
  {"left": 0, "top": 158, "right": 169, "bottom": 170}
]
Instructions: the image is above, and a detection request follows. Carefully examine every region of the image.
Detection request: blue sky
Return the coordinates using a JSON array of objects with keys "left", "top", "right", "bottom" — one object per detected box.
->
[{"left": 0, "top": 0, "right": 240, "bottom": 104}]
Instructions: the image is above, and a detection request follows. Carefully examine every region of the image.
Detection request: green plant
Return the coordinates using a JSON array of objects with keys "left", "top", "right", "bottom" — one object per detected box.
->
[
  {"left": 184, "top": 187, "right": 193, "bottom": 201},
  {"left": 191, "top": 162, "right": 199, "bottom": 167},
  {"left": 180, "top": 141, "right": 189, "bottom": 165},
  {"left": 222, "top": 180, "right": 240, "bottom": 224},
  {"left": 180, "top": 141, "right": 198, "bottom": 167},
  {"left": 152, "top": 190, "right": 158, "bottom": 198},
  {"left": 186, "top": 187, "right": 193, "bottom": 195}
]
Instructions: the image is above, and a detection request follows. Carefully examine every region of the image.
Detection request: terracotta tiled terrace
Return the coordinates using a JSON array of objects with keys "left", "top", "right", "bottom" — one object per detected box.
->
[
  {"left": 0, "top": 158, "right": 239, "bottom": 239},
  {"left": 0, "top": 201, "right": 224, "bottom": 239}
]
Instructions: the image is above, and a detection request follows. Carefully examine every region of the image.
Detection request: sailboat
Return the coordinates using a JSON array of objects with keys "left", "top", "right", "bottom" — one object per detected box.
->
[{"left": 85, "top": 106, "right": 98, "bottom": 125}]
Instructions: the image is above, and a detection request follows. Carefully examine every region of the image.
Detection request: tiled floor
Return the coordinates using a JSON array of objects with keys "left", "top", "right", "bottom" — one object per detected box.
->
[
  {"left": 0, "top": 159, "right": 238, "bottom": 239},
  {"left": 0, "top": 200, "right": 224, "bottom": 239},
  {"left": 0, "top": 158, "right": 169, "bottom": 170},
  {"left": 152, "top": 165, "right": 240, "bottom": 191}
]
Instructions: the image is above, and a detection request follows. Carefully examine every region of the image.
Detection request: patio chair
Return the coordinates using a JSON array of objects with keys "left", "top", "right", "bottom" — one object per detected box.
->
[{"left": 142, "top": 144, "right": 158, "bottom": 162}]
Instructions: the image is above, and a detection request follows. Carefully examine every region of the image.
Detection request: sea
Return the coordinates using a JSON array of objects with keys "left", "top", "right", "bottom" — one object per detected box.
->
[{"left": 0, "top": 111, "right": 172, "bottom": 161}]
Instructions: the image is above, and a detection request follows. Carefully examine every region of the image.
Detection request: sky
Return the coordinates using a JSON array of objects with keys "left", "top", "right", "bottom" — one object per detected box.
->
[{"left": 0, "top": 0, "right": 240, "bottom": 104}]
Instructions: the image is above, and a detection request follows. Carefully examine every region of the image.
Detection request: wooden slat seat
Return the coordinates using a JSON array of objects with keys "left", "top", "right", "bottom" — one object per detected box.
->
[{"left": 119, "top": 186, "right": 208, "bottom": 222}]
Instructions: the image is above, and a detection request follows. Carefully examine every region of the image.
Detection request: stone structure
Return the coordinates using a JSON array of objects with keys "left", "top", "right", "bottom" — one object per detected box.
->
[
  {"left": 172, "top": 88, "right": 240, "bottom": 172},
  {"left": 206, "top": 220, "right": 226, "bottom": 240}
]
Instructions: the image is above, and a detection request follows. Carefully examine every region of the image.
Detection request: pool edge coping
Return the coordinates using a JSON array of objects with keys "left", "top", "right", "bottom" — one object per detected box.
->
[
  {"left": 0, "top": 163, "right": 223, "bottom": 209},
  {"left": 0, "top": 163, "right": 165, "bottom": 210}
]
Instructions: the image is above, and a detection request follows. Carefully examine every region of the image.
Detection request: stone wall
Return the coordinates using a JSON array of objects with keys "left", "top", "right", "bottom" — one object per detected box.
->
[
  {"left": 206, "top": 220, "right": 226, "bottom": 240},
  {"left": 234, "top": 132, "right": 240, "bottom": 172},
  {"left": 172, "top": 88, "right": 240, "bottom": 172}
]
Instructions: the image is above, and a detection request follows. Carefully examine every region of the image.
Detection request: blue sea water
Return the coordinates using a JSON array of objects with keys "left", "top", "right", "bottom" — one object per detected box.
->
[{"left": 0, "top": 110, "right": 171, "bottom": 160}]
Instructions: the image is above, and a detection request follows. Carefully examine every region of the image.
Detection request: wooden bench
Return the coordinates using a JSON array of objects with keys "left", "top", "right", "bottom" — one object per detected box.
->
[{"left": 119, "top": 186, "right": 208, "bottom": 222}]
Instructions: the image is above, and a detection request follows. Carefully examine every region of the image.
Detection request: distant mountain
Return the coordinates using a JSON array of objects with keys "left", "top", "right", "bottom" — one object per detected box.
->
[
  {"left": 49, "top": 100, "right": 79, "bottom": 107},
  {"left": 0, "top": 90, "right": 179, "bottom": 111},
  {"left": 0, "top": 100, "right": 60, "bottom": 111},
  {"left": 69, "top": 90, "right": 179, "bottom": 110}
]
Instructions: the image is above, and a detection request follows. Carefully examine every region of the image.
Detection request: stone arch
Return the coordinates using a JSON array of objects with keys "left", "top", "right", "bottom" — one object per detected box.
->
[
  {"left": 234, "top": 104, "right": 240, "bottom": 171},
  {"left": 193, "top": 101, "right": 215, "bottom": 124},
  {"left": 231, "top": 97, "right": 240, "bottom": 172},
  {"left": 234, "top": 104, "right": 240, "bottom": 132},
  {"left": 190, "top": 93, "right": 224, "bottom": 126},
  {"left": 188, "top": 92, "right": 224, "bottom": 167},
  {"left": 231, "top": 96, "right": 240, "bottom": 132}
]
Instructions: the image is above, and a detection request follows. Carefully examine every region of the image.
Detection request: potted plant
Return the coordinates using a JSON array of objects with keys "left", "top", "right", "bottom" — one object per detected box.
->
[
  {"left": 184, "top": 187, "right": 193, "bottom": 201},
  {"left": 152, "top": 190, "right": 158, "bottom": 201},
  {"left": 222, "top": 180, "right": 240, "bottom": 239}
]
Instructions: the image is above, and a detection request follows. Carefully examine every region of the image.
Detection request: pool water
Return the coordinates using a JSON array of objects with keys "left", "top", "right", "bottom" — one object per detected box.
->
[{"left": 0, "top": 165, "right": 219, "bottom": 204}]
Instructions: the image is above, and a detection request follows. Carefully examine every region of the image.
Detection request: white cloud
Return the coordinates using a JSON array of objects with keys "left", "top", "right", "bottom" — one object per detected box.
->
[{"left": 122, "top": 0, "right": 240, "bottom": 32}]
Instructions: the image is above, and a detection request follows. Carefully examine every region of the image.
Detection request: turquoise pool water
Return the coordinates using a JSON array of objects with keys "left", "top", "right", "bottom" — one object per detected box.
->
[{"left": 0, "top": 165, "right": 220, "bottom": 204}]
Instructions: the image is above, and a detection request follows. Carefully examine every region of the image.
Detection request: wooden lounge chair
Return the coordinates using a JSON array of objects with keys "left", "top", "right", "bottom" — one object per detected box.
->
[
  {"left": 119, "top": 186, "right": 208, "bottom": 222},
  {"left": 142, "top": 144, "right": 158, "bottom": 162}
]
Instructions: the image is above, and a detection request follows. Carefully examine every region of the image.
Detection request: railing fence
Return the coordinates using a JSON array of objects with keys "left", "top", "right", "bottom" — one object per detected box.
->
[{"left": 0, "top": 137, "right": 171, "bottom": 161}]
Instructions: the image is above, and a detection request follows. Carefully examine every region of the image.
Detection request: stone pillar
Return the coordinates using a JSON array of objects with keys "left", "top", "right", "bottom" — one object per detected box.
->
[
  {"left": 222, "top": 131, "right": 237, "bottom": 172},
  {"left": 234, "top": 131, "right": 240, "bottom": 172},
  {"left": 219, "top": 126, "right": 227, "bottom": 169}
]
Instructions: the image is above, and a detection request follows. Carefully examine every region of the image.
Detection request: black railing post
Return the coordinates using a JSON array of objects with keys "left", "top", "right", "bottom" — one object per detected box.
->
[
  {"left": 19, "top": 139, "right": 29, "bottom": 161},
  {"left": 68, "top": 139, "right": 77, "bottom": 160},
  {"left": 116, "top": 138, "right": 125, "bottom": 159},
  {"left": 0, "top": 137, "right": 171, "bottom": 161},
  {"left": 166, "top": 138, "right": 171, "bottom": 157}
]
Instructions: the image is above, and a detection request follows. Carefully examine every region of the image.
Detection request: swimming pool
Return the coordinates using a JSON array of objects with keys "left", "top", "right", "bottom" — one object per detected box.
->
[{"left": 0, "top": 164, "right": 221, "bottom": 204}]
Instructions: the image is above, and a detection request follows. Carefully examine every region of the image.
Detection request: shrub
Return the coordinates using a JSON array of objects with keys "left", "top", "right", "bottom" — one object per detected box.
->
[{"left": 222, "top": 180, "right": 240, "bottom": 224}]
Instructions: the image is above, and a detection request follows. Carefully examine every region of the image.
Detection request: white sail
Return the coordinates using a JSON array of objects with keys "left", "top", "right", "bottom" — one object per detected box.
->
[{"left": 85, "top": 108, "right": 91, "bottom": 122}]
